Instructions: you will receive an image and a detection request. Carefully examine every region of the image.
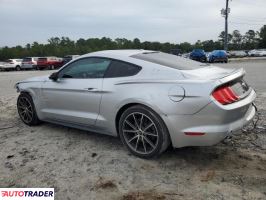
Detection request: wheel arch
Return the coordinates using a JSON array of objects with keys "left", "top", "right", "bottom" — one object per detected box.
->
[{"left": 115, "top": 102, "right": 172, "bottom": 146}]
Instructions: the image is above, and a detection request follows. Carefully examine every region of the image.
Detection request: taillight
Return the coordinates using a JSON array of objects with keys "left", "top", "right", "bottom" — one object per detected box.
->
[{"left": 212, "top": 85, "right": 239, "bottom": 105}]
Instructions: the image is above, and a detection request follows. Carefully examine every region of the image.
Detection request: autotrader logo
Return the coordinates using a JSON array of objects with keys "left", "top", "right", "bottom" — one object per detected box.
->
[{"left": 0, "top": 188, "right": 54, "bottom": 199}]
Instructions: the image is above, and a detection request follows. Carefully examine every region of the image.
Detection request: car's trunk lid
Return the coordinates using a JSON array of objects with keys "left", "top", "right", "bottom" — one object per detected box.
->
[
  {"left": 181, "top": 66, "right": 241, "bottom": 80},
  {"left": 181, "top": 66, "right": 251, "bottom": 104}
]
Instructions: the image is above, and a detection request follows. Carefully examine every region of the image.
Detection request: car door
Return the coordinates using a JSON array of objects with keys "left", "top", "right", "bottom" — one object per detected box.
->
[
  {"left": 22, "top": 58, "right": 31, "bottom": 69},
  {"left": 41, "top": 57, "right": 111, "bottom": 126}
]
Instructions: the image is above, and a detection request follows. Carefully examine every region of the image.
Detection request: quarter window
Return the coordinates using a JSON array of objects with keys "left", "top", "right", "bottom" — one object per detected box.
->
[
  {"left": 104, "top": 60, "right": 141, "bottom": 78},
  {"left": 59, "top": 58, "right": 111, "bottom": 79}
]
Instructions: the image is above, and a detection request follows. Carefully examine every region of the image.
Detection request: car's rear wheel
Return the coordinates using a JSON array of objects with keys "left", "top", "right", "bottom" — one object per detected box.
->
[
  {"left": 49, "top": 65, "right": 55, "bottom": 70},
  {"left": 119, "top": 105, "right": 170, "bottom": 158},
  {"left": 17, "top": 93, "right": 41, "bottom": 126},
  {"left": 15, "top": 66, "right": 21, "bottom": 71}
]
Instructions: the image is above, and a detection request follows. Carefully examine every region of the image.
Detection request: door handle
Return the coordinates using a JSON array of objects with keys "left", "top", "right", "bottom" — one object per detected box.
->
[{"left": 84, "top": 88, "right": 100, "bottom": 92}]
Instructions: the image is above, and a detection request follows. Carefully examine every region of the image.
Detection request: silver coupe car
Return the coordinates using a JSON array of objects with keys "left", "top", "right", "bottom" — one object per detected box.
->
[{"left": 16, "top": 50, "right": 256, "bottom": 158}]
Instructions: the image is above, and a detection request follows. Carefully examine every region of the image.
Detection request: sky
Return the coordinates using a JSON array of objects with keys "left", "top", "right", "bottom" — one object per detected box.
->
[{"left": 0, "top": 0, "right": 266, "bottom": 47}]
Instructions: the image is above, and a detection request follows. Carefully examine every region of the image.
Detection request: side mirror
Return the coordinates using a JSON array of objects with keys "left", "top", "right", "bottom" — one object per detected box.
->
[{"left": 49, "top": 72, "right": 59, "bottom": 81}]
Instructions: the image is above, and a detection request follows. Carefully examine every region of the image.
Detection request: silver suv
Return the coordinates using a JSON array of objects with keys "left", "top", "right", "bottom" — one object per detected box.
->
[{"left": 21, "top": 57, "right": 39, "bottom": 70}]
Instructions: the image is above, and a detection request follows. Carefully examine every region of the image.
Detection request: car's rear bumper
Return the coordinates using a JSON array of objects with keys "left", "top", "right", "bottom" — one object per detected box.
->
[{"left": 164, "top": 89, "right": 256, "bottom": 148}]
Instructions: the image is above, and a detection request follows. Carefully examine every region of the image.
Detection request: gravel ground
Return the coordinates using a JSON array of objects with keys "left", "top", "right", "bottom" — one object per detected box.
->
[{"left": 0, "top": 61, "right": 265, "bottom": 200}]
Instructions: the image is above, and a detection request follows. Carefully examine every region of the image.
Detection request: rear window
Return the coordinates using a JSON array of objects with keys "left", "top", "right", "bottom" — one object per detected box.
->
[
  {"left": 104, "top": 60, "right": 141, "bottom": 78},
  {"left": 131, "top": 52, "right": 207, "bottom": 70}
]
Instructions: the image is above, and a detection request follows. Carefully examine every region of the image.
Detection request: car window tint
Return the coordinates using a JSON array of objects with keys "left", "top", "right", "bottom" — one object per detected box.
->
[
  {"left": 131, "top": 52, "right": 208, "bottom": 70},
  {"left": 105, "top": 60, "right": 141, "bottom": 78},
  {"left": 59, "top": 57, "right": 111, "bottom": 79}
]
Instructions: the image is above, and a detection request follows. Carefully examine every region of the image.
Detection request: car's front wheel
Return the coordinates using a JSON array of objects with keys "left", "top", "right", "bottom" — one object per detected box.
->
[
  {"left": 15, "top": 66, "right": 21, "bottom": 71},
  {"left": 119, "top": 105, "right": 170, "bottom": 158},
  {"left": 17, "top": 93, "right": 41, "bottom": 126}
]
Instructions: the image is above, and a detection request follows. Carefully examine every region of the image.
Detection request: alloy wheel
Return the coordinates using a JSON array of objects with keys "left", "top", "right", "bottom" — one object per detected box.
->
[
  {"left": 122, "top": 112, "right": 159, "bottom": 155},
  {"left": 17, "top": 97, "right": 34, "bottom": 123}
]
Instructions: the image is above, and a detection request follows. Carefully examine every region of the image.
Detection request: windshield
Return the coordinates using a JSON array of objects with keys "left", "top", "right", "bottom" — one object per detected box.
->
[{"left": 131, "top": 52, "right": 208, "bottom": 70}]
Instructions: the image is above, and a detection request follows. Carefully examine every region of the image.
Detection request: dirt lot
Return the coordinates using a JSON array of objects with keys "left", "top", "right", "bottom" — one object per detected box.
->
[{"left": 0, "top": 61, "right": 266, "bottom": 200}]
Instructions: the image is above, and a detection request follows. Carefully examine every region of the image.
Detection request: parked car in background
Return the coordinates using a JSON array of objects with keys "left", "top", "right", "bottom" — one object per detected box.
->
[
  {"left": 229, "top": 51, "right": 247, "bottom": 58},
  {"left": 209, "top": 50, "right": 228, "bottom": 63},
  {"left": 248, "top": 49, "right": 266, "bottom": 57},
  {"left": 170, "top": 49, "right": 182, "bottom": 56},
  {"left": 15, "top": 50, "right": 256, "bottom": 158},
  {"left": 189, "top": 49, "right": 207, "bottom": 62},
  {"left": 181, "top": 53, "right": 190, "bottom": 58},
  {"left": 63, "top": 55, "right": 80, "bottom": 64},
  {"left": 36, "top": 57, "right": 64, "bottom": 70},
  {"left": 260, "top": 49, "right": 266, "bottom": 56},
  {"left": 21, "top": 57, "right": 39, "bottom": 70},
  {"left": 0, "top": 59, "right": 22, "bottom": 71},
  {"left": 0, "top": 62, "right": 6, "bottom": 71}
]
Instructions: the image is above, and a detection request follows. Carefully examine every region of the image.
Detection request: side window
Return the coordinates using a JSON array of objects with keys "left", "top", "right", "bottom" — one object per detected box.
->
[
  {"left": 23, "top": 58, "right": 31, "bottom": 62},
  {"left": 104, "top": 60, "right": 141, "bottom": 78},
  {"left": 59, "top": 57, "right": 111, "bottom": 79}
]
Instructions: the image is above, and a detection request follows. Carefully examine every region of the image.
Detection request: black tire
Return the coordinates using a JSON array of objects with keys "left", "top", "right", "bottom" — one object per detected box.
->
[
  {"left": 15, "top": 66, "right": 21, "bottom": 71},
  {"left": 17, "top": 93, "right": 41, "bottom": 126},
  {"left": 119, "top": 105, "right": 170, "bottom": 158},
  {"left": 49, "top": 65, "right": 55, "bottom": 70}
]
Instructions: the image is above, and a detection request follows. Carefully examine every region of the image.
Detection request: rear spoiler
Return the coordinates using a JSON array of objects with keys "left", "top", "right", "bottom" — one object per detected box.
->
[{"left": 219, "top": 68, "right": 245, "bottom": 84}]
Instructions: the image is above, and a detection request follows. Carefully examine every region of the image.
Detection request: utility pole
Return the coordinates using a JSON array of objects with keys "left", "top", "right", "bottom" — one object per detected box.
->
[{"left": 221, "top": 0, "right": 230, "bottom": 51}]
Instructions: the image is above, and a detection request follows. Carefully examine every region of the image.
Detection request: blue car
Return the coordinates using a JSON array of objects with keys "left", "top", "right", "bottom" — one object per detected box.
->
[
  {"left": 209, "top": 50, "right": 228, "bottom": 63},
  {"left": 189, "top": 49, "right": 207, "bottom": 62}
]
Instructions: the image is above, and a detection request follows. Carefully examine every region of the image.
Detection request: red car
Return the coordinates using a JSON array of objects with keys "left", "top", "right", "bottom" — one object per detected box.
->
[{"left": 36, "top": 57, "right": 64, "bottom": 70}]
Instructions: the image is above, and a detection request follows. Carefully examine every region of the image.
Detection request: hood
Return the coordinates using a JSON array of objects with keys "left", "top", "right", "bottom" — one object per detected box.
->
[
  {"left": 17, "top": 75, "right": 50, "bottom": 84},
  {"left": 181, "top": 65, "right": 243, "bottom": 80}
]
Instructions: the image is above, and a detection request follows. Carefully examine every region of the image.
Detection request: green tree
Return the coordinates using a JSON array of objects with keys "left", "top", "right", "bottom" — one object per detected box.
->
[
  {"left": 231, "top": 30, "right": 242, "bottom": 50},
  {"left": 218, "top": 31, "right": 232, "bottom": 47},
  {"left": 259, "top": 25, "right": 266, "bottom": 48},
  {"left": 243, "top": 30, "right": 258, "bottom": 49}
]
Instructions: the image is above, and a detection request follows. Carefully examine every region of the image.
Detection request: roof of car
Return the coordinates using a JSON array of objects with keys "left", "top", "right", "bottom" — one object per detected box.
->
[{"left": 83, "top": 49, "right": 156, "bottom": 58}]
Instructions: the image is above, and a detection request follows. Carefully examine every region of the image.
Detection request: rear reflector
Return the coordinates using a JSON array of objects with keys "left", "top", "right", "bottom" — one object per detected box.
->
[
  {"left": 184, "top": 132, "right": 205, "bottom": 136},
  {"left": 212, "top": 85, "right": 239, "bottom": 105}
]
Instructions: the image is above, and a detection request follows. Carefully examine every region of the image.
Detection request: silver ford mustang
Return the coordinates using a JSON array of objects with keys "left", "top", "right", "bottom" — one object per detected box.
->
[{"left": 15, "top": 50, "right": 256, "bottom": 158}]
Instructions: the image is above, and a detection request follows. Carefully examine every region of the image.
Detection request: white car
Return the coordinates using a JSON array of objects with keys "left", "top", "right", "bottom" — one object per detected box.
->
[
  {"left": 21, "top": 57, "right": 39, "bottom": 70},
  {"left": 0, "top": 59, "right": 23, "bottom": 71},
  {"left": 229, "top": 51, "right": 247, "bottom": 58},
  {"left": 248, "top": 49, "right": 266, "bottom": 57}
]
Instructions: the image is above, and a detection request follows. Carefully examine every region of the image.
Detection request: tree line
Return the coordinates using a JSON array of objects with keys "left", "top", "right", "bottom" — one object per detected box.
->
[{"left": 0, "top": 25, "right": 266, "bottom": 60}]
